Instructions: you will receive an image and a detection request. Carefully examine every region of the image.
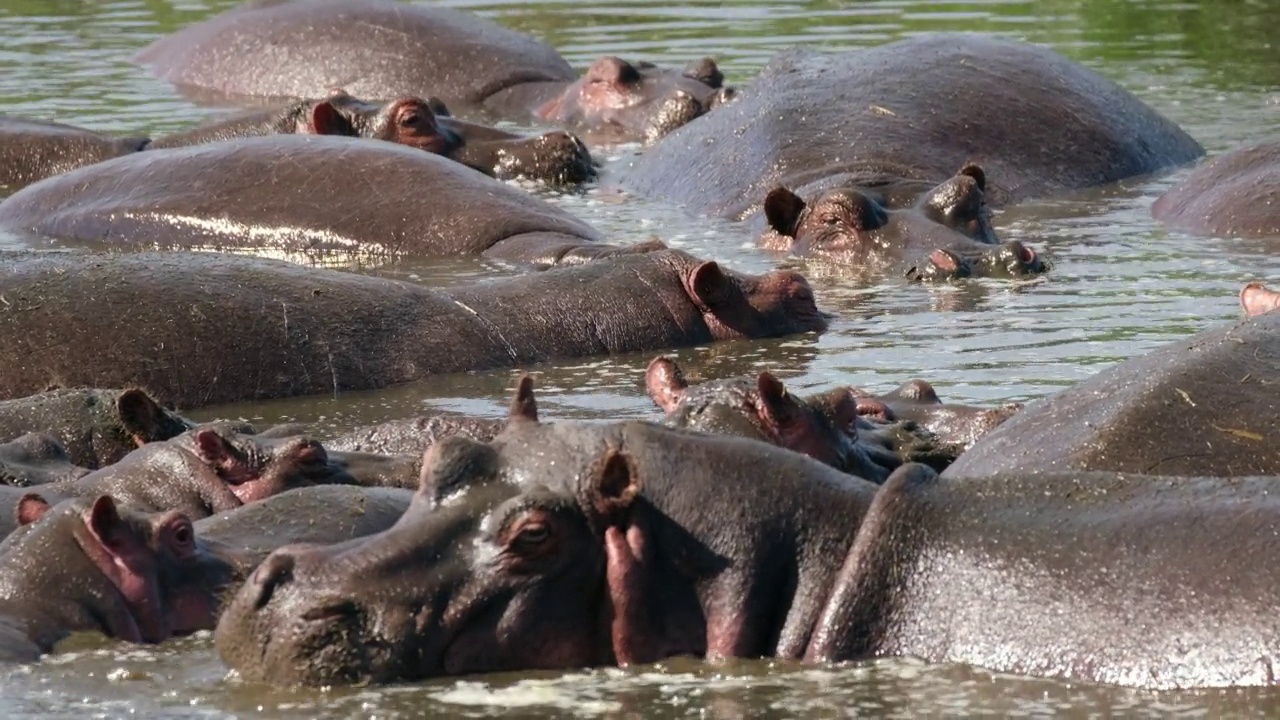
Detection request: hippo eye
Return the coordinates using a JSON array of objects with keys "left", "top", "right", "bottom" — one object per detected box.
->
[
  {"left": 821, "top": 214, "right": 842, "bottom": 227},
  {"left": 168, "top": 520, "right": 195, "bottom": 555},
  {"left": 513, "top": 522, "right": 550, "bottom": 547}
]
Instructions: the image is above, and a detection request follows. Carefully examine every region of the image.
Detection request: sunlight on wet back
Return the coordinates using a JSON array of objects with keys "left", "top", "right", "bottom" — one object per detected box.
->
[{"left": 2, "top": 0, "right": 1280, "bottom": 714}]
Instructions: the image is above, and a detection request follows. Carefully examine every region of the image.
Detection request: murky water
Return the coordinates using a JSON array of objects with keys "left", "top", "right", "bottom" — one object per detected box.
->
[{"left": 1, "top": 0, "right": 1278, "bottom": 715}]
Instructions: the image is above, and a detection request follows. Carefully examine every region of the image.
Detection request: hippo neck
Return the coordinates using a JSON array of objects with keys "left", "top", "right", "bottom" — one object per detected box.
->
[{"left": 480, "top": 79, "right": 570, "bottom": 118}]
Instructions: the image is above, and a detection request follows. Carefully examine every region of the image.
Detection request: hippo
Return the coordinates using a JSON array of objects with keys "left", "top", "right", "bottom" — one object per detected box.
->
[
  {"left": 213, "top": 377, "right": 881, "bottom": 686},
  {"left": 0, "top": 494, "right": 235, "bottom": 662},
  {"left": 644, "top": 356, "right": 953, "bottom": 480},
  {"left": 0, "top": 117, "right": 147, "bottom": 194},
  {"left": 324, "top": 414, "right": 506, "bottom": 456},
  {"left": 621, "top": 35, "right": 1203, "bottom": 278},
  {"left": 194, "top": 485, "right": 413, "bottom": 584},
  {"left": 1241, "top": 282, "right": 1280, "bottom": 317},
  {"left": 0, "top": 135, "right": 634, "bottom": 266},
  {"left": 0, "top": 93, "right": 592, "bottom": 192},
  {"left": 944, "top": 304, "right": 1280, "bottom": 478},
  {"left": 0, "top": 248, "right": 827, "bottom": 408},
  {"left": 847, "top": 379, "right": 1022, "bottom": 452},
  {"left": 0, "top": 388, "right": 194, "bottom": 469},
  {"left": 1152, "top": 141, "right": 1280, "bottom": 238},
  {"left": 135, "top": 0, "right": 733, "bottom": 144},
  {"left": 0, "top": 433, "right": 90, "bottom": 488},
  {"left": 807, "top": 468, "right": 1280, "bottom": 689}
]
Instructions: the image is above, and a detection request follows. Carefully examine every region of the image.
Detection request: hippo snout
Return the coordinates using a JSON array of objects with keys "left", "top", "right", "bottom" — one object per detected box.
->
[
  {"left": 493, "top": 130, "right": 597, "bottom": 185},
  {"left": 992, "top": 241, "right": 1044, "bottom": 277}
]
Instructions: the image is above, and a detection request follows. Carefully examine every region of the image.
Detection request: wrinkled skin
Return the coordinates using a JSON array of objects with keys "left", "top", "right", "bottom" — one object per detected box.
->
[
  {"left": 149, "top": 91, "right": 596, "bottom": 184},
  {"left": 644, "top": 356, "right": 952, "bottom": 480},
  {"left": 622, "top": 36, "right": 1202, "bottom": 277},
  {"left": 0, "top": 116, "right": 147, "bottom": 193},
  {"left": 0, "top": 433, "right": 89, "bottom": 488},
  {"left": 808, "top": 466, "right": 1280, "bottom": 689},
  {"left": 0, "top": 495, "right": 235, "bottom": 662},
  {"left": 1241, "top": 282, "right": 1280, "bottom": 317},
  {"left": 214, "top": 378, "right": 879, "bottom": 686},
  {"left": 0, "top": 135, "right": 631, "bottom": 266},
  {"left": 325, "top": 414, "right": 506, "bottom": 456},
  {"left": 194, "top": 485, "right": 413, "bottom": 588},
  {"left": 0, "top": 248, "right": 827, "bottom": 408},
  {"left": 945, "top": 309, "right": 1280, "bottom": 477},
  {"left": 135, "top": 0, "right": 732, "bottom": 143},
  {"left": 759, "top": 165, "right": 1045, "bottom": 281},
  {"left": 1152, "top": 141, "right": 1280, "bottom": 238},
  {"left": 0, "top": 388, "right": 194, "bottom": 469},
  {"left": 847, "top": 379, "right": 1022, "bottom": 452}
]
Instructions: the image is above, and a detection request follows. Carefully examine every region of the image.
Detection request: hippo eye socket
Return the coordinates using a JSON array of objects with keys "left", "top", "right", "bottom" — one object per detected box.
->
[
  {"left": 168, "top": 520, "right": 195, "bottom": 554},
  {"left": 513, "top": 522, "right": 550, "bottom": 548},
  {"left": 821, "top": 214, "right": 842, "bottom": 227}
]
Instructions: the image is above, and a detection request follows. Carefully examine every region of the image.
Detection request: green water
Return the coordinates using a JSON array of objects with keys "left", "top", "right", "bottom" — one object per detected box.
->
[{"left": 0, "top": 0, "right": 1278, "bottom": 715}]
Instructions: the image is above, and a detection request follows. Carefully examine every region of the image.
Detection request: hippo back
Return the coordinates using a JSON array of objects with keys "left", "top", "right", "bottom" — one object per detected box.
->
[
  {"left": 622, "top": 34, "right": 1204, "bottom": 218},
  {"left": 0, "top": 134, "right": 601, "bottom": 257},
  {"left": 134, "top": 0, "right": 575, "bottom": 107},
  {"left": 1152, "top": 140, "right": 1280, "bottom": 239},
  {"left": 943, "top": 312, "right": 1280, "bottom": 478},
  {"left": 0, "top": 116, "right": 146, "bottom": 193}
]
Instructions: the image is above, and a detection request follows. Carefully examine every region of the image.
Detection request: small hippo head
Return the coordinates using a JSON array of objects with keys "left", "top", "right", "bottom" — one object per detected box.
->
[
  {"left": 1240, "top": 282, "right": 1280, "bottom": 317},
  {"left": 851, "top": 379, "right": 1023, "bottom": 456},
  {"left": 536, "top": 56, "right": 736, "bottom": 144},
  {"left": 178, "top": 426, "right": 346, "bottom": 505},
  {"left": 310, "top": 91, "right": 596, "bottom": 184},
  {"left": 215, "top": 378, "right": 648, "bottom": 685},
  {"left": 8, "top": 494, "right": 236, "bottom": 645},
  {"left": 760, "top": 164, "right": 1045, "bottom": 281},
  {"left": 0, "top": 433, "right": 89, "bottom": 487}
]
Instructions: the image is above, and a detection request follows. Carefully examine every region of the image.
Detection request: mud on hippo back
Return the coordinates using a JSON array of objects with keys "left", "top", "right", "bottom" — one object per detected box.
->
[{"left": 135, "top": 0, "right": 733, "bottom": 144}]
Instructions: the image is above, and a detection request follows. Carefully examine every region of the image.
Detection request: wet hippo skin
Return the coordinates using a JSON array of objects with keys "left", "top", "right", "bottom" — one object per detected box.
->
[
  {"left": 0, "top": 117, "right": 146, "bottom": 193},
  {"left": 1152, "top": 140, "right": 1280, "bottom": 238},
  {"left": 0, "top": 248, "right": 827, "bottom": 409}
]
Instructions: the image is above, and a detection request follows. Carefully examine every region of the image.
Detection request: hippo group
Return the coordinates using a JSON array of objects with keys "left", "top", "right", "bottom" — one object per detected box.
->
[{"left": 1, "top": 0, "right": 1278, "bottom": 706}]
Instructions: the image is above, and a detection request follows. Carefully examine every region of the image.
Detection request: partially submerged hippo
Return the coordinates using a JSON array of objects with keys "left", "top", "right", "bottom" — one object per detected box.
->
[
  {"left": 944, "top": 307, "right": 1280, "bottom": 477},
  {"left": 135, "top": 0, "right": 733, "bottom": 143},
  {"left": 0, "top": 248, "right": 827, "bottom": 408},
  {"left": 807, "top": 468, "right": 1280, "bottom": 689},
  {"left": 324, "top": 414, "right": 506, "bottom": 456},
  {"left": 0, "top": 135, "right": 624, "bottom": 265},
  {"left": 0, "top": 433, "right": 89, "bottom": 488},
  {"left": 1152, "top": 140, "right": 1280, "bottom": 238},
  {"left": 0, "top": 495, "right": 234, "bottom": 662},
  {"left": 644, "top": 356, "right": 952, "bottom": 480},
  {"left": 0, "top": 388, "right": 193, "bottom": 469},
  {"left": 848, "top": 379, "right": 1022, "bottom": 452},
  {"left": 0, "top": 95, "right": 592, "bottom": 192},
  {"left": 0, "top": 117, "right": 146, "bottom": 193},
  {"left": 214, "top": 379, "right": 881, "bottom": 685},
  {"left": 622, "top": 35, "right": 1203, "bottom": 277}
]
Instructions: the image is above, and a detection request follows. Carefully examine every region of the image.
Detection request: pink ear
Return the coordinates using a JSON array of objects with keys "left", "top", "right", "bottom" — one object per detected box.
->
[
  {"left": 86, "top": 495, "right": 125, "bottom": 549},
  {"left": 827, "top": 388, "right": 861, "bottom": 434},
  {"left": 644, "top": 356, "right": 688, "bottom": 413},
  {"left": 755, "top": 372, "right": 797, "bottom": 431},
  {"left": 15, "top": 494, "right": 51, "bottom": 525},
  {"left": 308, "top": 101, "right": 348, "bottom": 135}
]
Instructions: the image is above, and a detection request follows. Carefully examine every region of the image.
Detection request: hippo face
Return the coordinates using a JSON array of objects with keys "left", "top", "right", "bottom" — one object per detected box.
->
[
  {"left": 536, "top": 56, "right": 736, "bottom": 144},
  {"left": 175, "top": 427, "right": 347, "bottom": 504},
  {"left": 11, "top": 494, "right": 236, "bottom": 643},
  {"left": 319, "top": 91, "right": 596, "bottom": 184},
  {"left": 214, "top": 389, "right": 630, "bottom": 686}
]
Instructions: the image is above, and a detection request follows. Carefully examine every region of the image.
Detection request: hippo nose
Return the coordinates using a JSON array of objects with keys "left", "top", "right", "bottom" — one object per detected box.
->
[
  {"left": 711, "top": 86, "right": 737, "bottom": 108},
  {"left": 683, "top": 57, "right": 724, "bottom": 88},
  {"left": 249, "top": 552, "right": 295, "bottom": 611},
  {"left": 587, "top": 56, "right": 639, "bottom": 85},
  {"left": 998, "top": 241, "right": 1043, "bottom": 274}
]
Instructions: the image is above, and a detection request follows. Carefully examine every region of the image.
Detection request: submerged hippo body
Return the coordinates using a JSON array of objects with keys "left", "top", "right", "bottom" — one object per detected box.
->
[
  {"left": 808, "top": 468, "right": 1280, "bottom": 689},
  {"left": 0, "top": 135, "right": 620, "bottom": 266},
  {"left": 0, "top": 495, "right": 234, "bottom": 662},
  {"left": 325, "top": 415, "right": 507, "bottom": 456},
  {"left": 0, "top": 433, "right": 90, "bottom": 488},
  {"left": 136, "top": 0, "right": 732, "bottom": 143},
  {"left": 214, "top": 379, "right": 881, "bottom": 686},
  {"left": 0, "top": 117, "right": 147, "bottom": 193},
  {"left": 0, "top": 249, "right": 826, "bottom": 408},
  {"left": 0, "top": 388, "right": 193, "bottom": 469},
  {"left": 945, "top": 310, "right": 1280, "bottom": 478},
  {"left": 1152, "top": 140, "right": 1280, "bottom": 238},
  {"left": 644, "top": 356, "right": 951, "bottom": 480}
]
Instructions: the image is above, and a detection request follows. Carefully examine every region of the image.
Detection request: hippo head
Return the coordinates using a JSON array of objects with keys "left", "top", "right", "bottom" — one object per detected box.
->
[
  {"left": 9, "top": 494, "right": 236, "bottom": 644},
  {"left": 115, "top": 388, "right": 196, "bottom": 451},
  {"left": 179, "top": 426, "right": 347, "bottom": 504},
  {"left": 311, "top": 91, "right": 596, "bottom": 184},
  {"left": 1240, "top": 282, "right": 1280, "bottom": 317},
  {"left": 760, "top": 164, "right": 1045, "bottom": 281},
  {"left": 0, "top": 433, "right": 89, "bottom": 487},
  {"left": 536, "top": 56, "right": 736, "bottom": 144},
  {"left": 215, "top": 378, "right": 659, "bottom": 685}
]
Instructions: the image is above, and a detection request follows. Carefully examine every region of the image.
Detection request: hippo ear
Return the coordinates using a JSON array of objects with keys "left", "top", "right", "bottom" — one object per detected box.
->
[
  {"left": 826, "top": 388, "right": 862, "bottom": 433},
  {"left": 763, "top": 187, "right": 806, "bottom": 238},
  {"left": 507, "top": 374, "right": 539, "bottom": 425},
  {"left": 15, "top": 493, "right": 51, "bottom": 526},
  {"left": 644, "top": 356, "right": 688, "bottom": 413},
  {"left": 888, "top": 380, "right": 941, "bottom": 404},
  {"left": 423, "top": 96, "right": 452, "bottom": 117},
  {"left": 589, "top": 446, "right": 640, "bottom": 525},
  {"left": 85, "top": 495, "right": 127, "bottom": 549},
  {"left": 755, "top": 372, "right": 804, "bottom": 432},
  {"left": 308, "top": 100, "right": 353, "bottom": 136},
  {"left": 957, "top": 163, "right": 986, "bottom": 192},
  {"left": 193, "top": 429, "right": 255, "bottom": 484},
  {"left": 417, "top": 436, "right": 498, "bottom": 505},
  {"left": 118, "top": 388, "right": 190, "bottom": 447},
  {"left": 685, "top": 261, "right": 734, "bottom": 313}
]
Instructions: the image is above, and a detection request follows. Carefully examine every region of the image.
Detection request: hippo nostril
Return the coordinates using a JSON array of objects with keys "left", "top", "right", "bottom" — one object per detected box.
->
[
  {"left": 1010, "top": 242, "right": 1035, "bottom": 265},
  {"left": 250, "top": 553, "right": 295, "bottom": 610},
  {"left": 928, "top": 249, "right": 960, "bottom": 273},
  {"left": 301, "top": 600, "right": 360, "bottom": 623}
]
